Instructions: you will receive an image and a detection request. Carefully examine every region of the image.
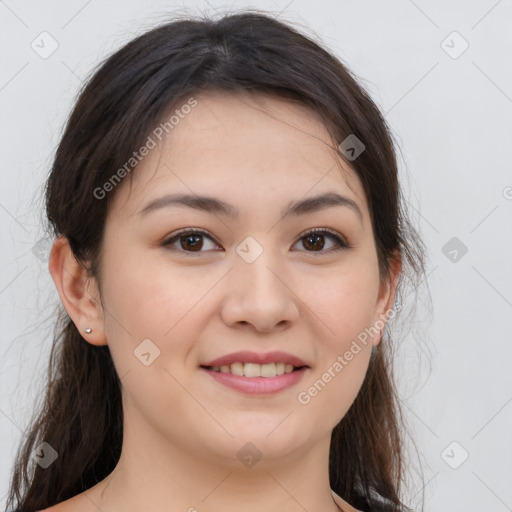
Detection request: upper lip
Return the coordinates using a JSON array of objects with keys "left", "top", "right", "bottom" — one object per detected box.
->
[{"left": 201, "top": 351, "right": 309, "bottom": 368}]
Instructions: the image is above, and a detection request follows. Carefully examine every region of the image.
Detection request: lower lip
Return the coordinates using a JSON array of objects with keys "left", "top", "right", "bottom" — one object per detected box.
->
[{"left": 201, "top": 367, "right": 308, "bottom": 394}]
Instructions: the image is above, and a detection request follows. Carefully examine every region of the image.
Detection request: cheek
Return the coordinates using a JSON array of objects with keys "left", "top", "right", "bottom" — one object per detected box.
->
[
  {"left": 98, "top": 253, "right": 234, "bottom": 395},
  {"left": 98, "top": 256, "right": 216, "bottom": 421},
  {"left": 303, "top": 256, "right": 381, "bottom": 347},
  {"left": 294, "top": 258, "right": 379, "bottom": 420},
  {"left": 101, "top": 254, "right": 219, "bottom": 341}
]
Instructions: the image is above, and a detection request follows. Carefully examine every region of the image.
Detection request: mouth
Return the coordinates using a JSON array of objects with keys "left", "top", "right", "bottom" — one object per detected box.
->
[
  {"left": 199, "top": 362, "right": 309, "bottom": 394},
  {"left": 199, "top": 350, "right": 310, "bottom": 394},
  {"left": 200, "top": 362, "right": 307, "bottom": 378}
]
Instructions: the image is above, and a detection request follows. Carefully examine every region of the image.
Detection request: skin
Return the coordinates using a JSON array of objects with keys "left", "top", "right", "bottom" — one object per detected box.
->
[{"left": 48, "top": 91, "right": 401, "bottom": 512}]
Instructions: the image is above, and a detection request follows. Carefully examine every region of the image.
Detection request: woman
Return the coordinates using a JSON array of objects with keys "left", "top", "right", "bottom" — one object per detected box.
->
[{"left": 6, "top": 10, "right": 426, "bottom": 512}]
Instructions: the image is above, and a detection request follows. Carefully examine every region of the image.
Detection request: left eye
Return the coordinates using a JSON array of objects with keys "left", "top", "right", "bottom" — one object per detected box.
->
[
  {"left": 162, "top": 228, "right": 348, "bottom": 254},
  {"left": 291, "top": 229, "right": 348, "bottom": 253}
]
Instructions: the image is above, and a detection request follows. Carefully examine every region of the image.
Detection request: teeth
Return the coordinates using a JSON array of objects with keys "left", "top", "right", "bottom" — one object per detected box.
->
[
  {"left": 230, "top": 362, "right": 244, "bottom": 376},
  {"left": 260, "top": 363, "right": 276, "bottom": 377},
  {"left": 209, "top": 362, "right": 300, "bottom": 377},
  {"left": 244, "top": 363, "right": 260, "bottom": 377}
]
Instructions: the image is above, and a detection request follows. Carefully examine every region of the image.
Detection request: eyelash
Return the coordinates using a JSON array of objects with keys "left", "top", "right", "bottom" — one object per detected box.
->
[{"left": 161, "top": 227, "right": 351, "bottom": 255}]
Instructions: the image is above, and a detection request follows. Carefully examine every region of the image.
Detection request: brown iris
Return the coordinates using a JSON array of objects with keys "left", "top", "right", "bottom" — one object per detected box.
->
[
  {"left": 180, "top": 234, "right": 203, "bottom": 251},
  {"left": 302, "top": 233, "right": 325, "bottom": 251}
]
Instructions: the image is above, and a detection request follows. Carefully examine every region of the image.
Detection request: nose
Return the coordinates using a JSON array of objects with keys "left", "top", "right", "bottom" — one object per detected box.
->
[{"left": 219, "top": 249, "right": 301, "bottom": 333}]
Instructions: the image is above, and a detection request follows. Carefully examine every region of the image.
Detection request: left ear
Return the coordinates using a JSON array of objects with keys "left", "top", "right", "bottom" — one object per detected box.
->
[{"left": 372, "top": 250, "right": 402, "bottom": 347}]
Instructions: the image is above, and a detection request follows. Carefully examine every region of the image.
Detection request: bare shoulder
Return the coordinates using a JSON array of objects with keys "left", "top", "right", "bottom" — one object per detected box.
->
[
  {"left": 331, "top": 490, "right": 363, "bottom": 512},
  {"left": 38, "top": 502, "right": 75, "bottom": 512},
  {"left": 36, "top": 478, "right": 112, "bottom": 512},
  {"left": 37, "top": 493, "right": 92, "bottom": 512}
]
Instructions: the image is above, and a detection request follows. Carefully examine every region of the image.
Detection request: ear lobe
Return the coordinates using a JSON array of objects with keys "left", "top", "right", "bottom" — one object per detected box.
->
[
  {"left": 372, "top": 251, "right": 402, "bottom": 347},
  {"left": 48, "top": 236, "right": 107, "bottom": 346}
]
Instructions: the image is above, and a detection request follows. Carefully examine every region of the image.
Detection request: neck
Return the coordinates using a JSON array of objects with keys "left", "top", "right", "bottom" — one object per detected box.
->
[{"left": 84, "top": 413, "right": 342, "bottom": 512}]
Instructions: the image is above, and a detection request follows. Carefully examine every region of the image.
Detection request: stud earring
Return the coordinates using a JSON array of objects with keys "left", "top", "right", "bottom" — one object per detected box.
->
[{"left": 83, "top": 328, "right": 92, "bottom": 334}]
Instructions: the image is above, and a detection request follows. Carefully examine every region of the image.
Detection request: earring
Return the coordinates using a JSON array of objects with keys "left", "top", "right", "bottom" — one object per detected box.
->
[{"left": 83, "top": 328, "right": 92, "bottom": 334}]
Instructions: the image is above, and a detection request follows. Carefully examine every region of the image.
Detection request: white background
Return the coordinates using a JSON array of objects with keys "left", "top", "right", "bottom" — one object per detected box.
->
[{"left": 1, "top": 1, "right": 511, "bottom": 510}]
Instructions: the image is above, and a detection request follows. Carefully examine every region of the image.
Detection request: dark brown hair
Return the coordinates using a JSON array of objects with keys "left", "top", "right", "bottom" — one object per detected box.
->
[{"left": 6, "top": 10, "right": 426, "bottom": 512}]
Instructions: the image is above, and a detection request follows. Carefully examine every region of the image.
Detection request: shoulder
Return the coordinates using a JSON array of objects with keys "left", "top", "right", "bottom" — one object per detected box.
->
[
  {"left": 35, "top": 496, "right": 88, "bottom": 512},
  {"left": 36, "top": 505, "right": 74, "bottom": 512},
  {"left": 331, "top": 490, "right": 363, "bottom": 512},
  {"left": 36, "top": 478, "right": 110, "bottom": 512},
  {"left": 35, "top": 483, "right": 114, "bottom": 512}
]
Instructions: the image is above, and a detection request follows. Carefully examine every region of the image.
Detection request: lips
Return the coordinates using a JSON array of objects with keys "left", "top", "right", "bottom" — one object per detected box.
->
[
  {"left": 199, "top": 350, "right": 310, "bottom": 393},
  {"left": 201, "top": 364, "right": 308, "bottom": 393},
  {"left": 201, "top": 350, "right": 309, "bottom": 368}
]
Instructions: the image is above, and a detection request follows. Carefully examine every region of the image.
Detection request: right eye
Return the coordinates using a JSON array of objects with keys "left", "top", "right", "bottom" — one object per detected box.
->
[{"left": 162, "top": 228, "right": 222, "bottom": 254}]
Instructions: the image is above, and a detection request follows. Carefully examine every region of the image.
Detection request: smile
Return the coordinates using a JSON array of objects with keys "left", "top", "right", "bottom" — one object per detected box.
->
[
  {"left": 200, "top": 365, "right": 308, "bottom": 394},
  {"left": 202, "top": 362, "right": 303, "bottom": 378}
]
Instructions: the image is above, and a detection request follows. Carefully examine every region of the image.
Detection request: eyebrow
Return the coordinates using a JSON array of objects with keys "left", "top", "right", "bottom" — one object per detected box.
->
[{"left": 138, "top": 191, "right": 363, "bottom": 224}]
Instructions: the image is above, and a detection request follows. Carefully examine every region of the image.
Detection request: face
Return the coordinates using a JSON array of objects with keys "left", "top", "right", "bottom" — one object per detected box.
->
[{"left": 93, "top": 91, "right": 395, "bottom": 468}]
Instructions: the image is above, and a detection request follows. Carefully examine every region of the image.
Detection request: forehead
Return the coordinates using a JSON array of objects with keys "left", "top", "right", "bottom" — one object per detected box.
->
[{"left": 109, "top": 90, "right": 368, "bottom": 219}]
